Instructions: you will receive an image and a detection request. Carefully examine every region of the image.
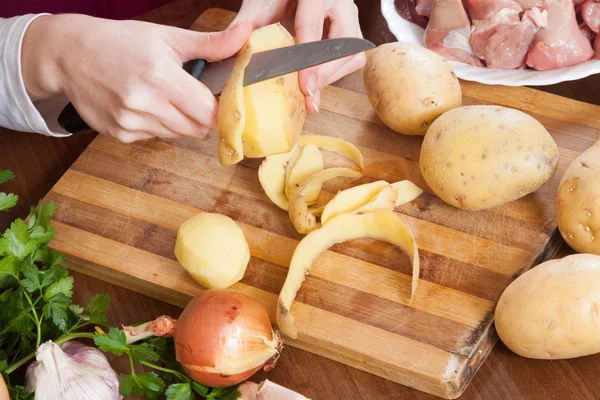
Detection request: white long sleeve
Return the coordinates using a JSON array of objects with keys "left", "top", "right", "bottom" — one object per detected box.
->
[{"left": 0, "top": 14, "right": 70, "bottom": 137}]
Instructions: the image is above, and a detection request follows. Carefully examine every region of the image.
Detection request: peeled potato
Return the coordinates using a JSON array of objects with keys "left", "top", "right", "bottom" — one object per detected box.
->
[
  {"left": 277, "top": 210, "right": 420, "bottom": 339},
  {"left": 218, "top": 23, "right": 306, "bottom": 165},
  {"left": 285, "top": 144, "right": 324, "bottom": 203},
  {"left": 175, "top": 213, "right": 250, "bottom": 289}
]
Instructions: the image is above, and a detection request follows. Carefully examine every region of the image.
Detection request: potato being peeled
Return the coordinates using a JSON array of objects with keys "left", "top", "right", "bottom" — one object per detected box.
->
[
  {"left": 419, "top": 105, "right": 558, "bottom": 210},
  {"left": 364, "top": 42, "right": 462, "bottom": 136},
  {"left": 557, "top": 141, "right": 600, "bottom": 255},
  {"left": 495, "top": 254, "right": 600, "bottom": 359},
  {"left": 218, "top": 23, "right": 305, "bottom": 165},
  {"left": 175, "top": 213, "right": 250, "bottom": 289}
]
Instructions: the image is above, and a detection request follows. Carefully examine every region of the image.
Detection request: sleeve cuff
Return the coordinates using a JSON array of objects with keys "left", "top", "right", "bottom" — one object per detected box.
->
[{"left": 0, "top": 13, "right": 71, "bottom": 137}]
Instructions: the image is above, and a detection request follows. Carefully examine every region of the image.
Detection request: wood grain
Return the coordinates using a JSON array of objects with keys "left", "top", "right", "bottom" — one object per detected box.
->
[{"left": 37, "top": 8, "right": 600, "bottom": 399}]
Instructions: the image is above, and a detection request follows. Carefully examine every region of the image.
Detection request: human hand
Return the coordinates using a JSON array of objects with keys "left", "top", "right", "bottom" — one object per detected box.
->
[
  {"left": 230, "top": 0, "right": 365, "bottom": 114},
  {"left": 22, "top": 14, "right": 252, "bottom": 142}
]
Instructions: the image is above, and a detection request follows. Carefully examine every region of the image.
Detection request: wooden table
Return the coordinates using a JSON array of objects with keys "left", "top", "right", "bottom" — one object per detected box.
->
[{"left": 2, "top": 1, "right": 600, "bottom": 399}]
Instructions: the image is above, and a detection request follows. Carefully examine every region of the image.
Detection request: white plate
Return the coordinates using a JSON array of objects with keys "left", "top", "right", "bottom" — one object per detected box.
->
[{"left": 380, "top": 0, "right": 600, "bottom": 86}]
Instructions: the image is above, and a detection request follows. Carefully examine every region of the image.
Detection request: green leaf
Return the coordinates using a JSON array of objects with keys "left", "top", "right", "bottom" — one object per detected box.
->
[
  {"left": 166, "top": 383, "right": 193, "bottom": 400},
  {"left": 191, "top": 382, "right": 210, "bottom": 397},
  {"left": 35, "top": 249, "right": 64, "bottom": 269},
  {"left": 4, "top": 219, "right": 38, "bottom": 258},
  {"left": 119, "top": 374, "right": 136, "bottom": 397},
  {"left": 0, "top": 358, "right": 8, "bottom": 372},
  {"left": 130, "top": 342, "right": 160, "bottom": 363},
  {"left": 27, "top": 213, "right": 37, "bottom": 230},
  {"left": 0, "top": 238, "right": 7, "bottom": 256},
  {"left": 94, "top": 328, "right": 128, "bottom": 356},
  {"left": 0, "top": 193, "right": 18, "bottom": 212},
  {"left": 0, "top": 256, "right": 19, "bottom": 278},
  {"left": 43, "top": 302, "right": 69, "bottom": 332},
  {"left": 137, "top": 372, "right": 166, "bottom": 392},
  {"left": 208, "top": 386, "right": 242, "bottom": 400},
  {"left": 44, "top": 276, "right": 73, "bottom": 300},
  {"left": 7, "top": 308, "right": 33, "bottom": 335},
  {"left": 29, "top": 225, "right": 55, "bottom": 243},
  {"left": 36, "top": 201, "right": 56, "bottom": 229},
  {"left": 68, "top": 304, "right": 84, "bottom": 317},
  {"left": 86, "top": 294, "right": 110, "bottom": 325},
  {"left": 20, "top": 260, "right": 40, "bottom": 293},
  {"left": 0, "top": 170, "right": 15, "bottom": 184}
]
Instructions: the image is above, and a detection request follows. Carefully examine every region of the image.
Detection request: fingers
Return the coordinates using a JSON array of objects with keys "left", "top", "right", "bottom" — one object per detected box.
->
[
  {"left": 165, "top": 21, "right": 253, "bottom": 62},
  {"left": 295, "top": 0, "right": 327, "bottom": 111},
  {"left": 168, "top": 69, "right": 219, "bottom": 131},
  {"left": 229, "top": 0, "right": 289, "bottom": 29}
]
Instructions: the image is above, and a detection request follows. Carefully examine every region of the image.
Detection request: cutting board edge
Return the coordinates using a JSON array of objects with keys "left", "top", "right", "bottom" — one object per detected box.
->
[{"left": 60, "top": 251, "right": 467, "bottom": 399}]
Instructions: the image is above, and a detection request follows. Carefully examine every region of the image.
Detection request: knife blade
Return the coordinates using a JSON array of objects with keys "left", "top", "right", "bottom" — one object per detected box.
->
[
  {"left": 57, "top": 37, "right": 375, "bottom": 134},
  {"left": 194, "top": 37, "right": 375, "bottom": 95}
]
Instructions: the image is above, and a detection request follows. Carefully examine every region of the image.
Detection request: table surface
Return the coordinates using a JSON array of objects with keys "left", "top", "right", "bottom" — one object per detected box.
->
[{"left": 2, "top": 1, "right": 600, "bottom": 399}]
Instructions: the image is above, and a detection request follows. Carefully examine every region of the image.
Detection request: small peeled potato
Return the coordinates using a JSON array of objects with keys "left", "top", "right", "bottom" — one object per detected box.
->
[
  {"left": 557, "top": 141, "right": 600, "bottom": 255},
  {"left": 420, "top": 105, "right": 558, "bottom": 210},
  {"left": 175, "top": 213, "right": 250, "bottom": 289},
  {"left": 364, "top": 42, "right": 462, "bottom": 136},
  {"left": 495, "top": 254, "right": 600, "bottom": 359}
]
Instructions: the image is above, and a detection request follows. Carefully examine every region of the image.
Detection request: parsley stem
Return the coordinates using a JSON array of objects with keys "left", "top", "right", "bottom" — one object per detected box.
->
[
  {"left": 21, "top": 286, "right": 41, "bottom": 347},
  {"left": 140, "top": 361, "right": 190, "bottom": 382},
  {"left": 4, "top": 332, "right": 95, "bottom": 375}
]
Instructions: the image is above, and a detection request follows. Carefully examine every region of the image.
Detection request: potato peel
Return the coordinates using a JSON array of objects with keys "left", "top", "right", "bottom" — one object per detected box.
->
[
  {"left": 391, "top": 180, "right": 424, "bottom": 207},
  {"left": 297, "top": 134, "right": 364, "bottom": 168},
  {"left": 258, "top": 152, "right": 291, "bottom": 211},
  {"left": 277, "top": 210, "right": 420, "bottom": 339},
  {"left": 320, "top": 180, "right": 389, "bottom": 225},
  {"left": 288, "top": 168, "right": 362, "bottom": 234},
  {"left": 217, "top": 41, "right": 252, "bottom": 166},
  {"left": 354, "top": 185, "right": 398, "bottom": 214},
  {"left": 285, "top": 144, "right": 324, "bottom": 203}
]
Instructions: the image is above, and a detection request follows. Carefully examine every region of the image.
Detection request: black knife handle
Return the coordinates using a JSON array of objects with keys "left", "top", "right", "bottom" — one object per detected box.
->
[{"left": 57, "top": 59, "right": 207, "bottom": 134}]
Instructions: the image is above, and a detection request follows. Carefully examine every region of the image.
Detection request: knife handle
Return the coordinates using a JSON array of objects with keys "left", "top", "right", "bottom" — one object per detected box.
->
[{"left": 57, "top": 59, "right": 208, "bottom": 135}]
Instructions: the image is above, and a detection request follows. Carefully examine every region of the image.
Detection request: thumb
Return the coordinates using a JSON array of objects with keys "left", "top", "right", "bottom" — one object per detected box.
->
[
  {"left": 229, "top": 0, "right": 289, "bottom": 29},
  {"left": 166, "top": 21, "right": 253, "bottom": 62}
]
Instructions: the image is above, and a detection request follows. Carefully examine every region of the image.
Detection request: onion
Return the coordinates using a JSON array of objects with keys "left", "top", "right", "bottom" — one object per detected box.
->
[
  {"left": 126, "top": 289, "right": 282, "bottom": 388},
  {"left": 0, "top": 374, "right": 8, "bottom": 400},
  {"left": 175, "top": 289, "right": 282, "bottom": 387}
]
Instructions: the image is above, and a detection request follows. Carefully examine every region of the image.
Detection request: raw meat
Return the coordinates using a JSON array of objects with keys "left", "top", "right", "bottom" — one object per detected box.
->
[
  {"left": 526, "top": 0, "right": 594, "bottom": 70},
  {"left": 470, "top": 6, "right": 548, "bottom": 69},
  {"left": 582, "top": 1, "right": 600, "bottom": 33},
  {"left": 424, "top": 0, "right": 484, "bottom": 65},
  {"left": 513, "top": 0, "right": 545, "bottom": 9},
  {"left": 395, "top": 0, "right": 430, "bottom": 29}
]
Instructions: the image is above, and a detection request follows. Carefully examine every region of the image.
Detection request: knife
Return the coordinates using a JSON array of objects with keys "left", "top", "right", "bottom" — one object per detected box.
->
[{"left": 57, "top": 37, "right": 375, "bottom": 134}]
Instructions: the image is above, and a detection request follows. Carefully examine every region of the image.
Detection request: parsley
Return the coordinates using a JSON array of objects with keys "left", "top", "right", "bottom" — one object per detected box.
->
[
  {"left": 0, "top": 170, "right": 15, "bottom": 185},
  {"left": 95, "top": 329, "right": 241, "bottom": 399},
  {"left": 0, "top": 192, "right": 110, "bottom": 396}
]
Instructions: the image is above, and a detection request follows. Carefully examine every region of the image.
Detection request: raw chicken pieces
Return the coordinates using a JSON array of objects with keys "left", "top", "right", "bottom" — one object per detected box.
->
[
  {"left": 526, "top": 0, "right": 594, "bottom": 70},
  {"left": 467, "top": 0, "right": 548, "bottom": 68},
  {"left": 416, "top": 0, "right": 435, "bottom": 16},
  {"left": 582, "top": 1, "right": 600, "bottom": 33},
  {"left": 424, "top": 0, "right": 483, "bottom": 65}
]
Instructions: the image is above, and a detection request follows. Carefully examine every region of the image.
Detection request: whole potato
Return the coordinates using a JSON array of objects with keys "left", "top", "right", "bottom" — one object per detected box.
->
[
  {"left": 364, "top": 42, "right": 462, "bottom": 136},
  {"left": 495, "top": 254, "right": 600, "bottom": 359},
  {"left": 419, "top": 105, "right": 558, "bottom": 210},
  {"left": 557, "top": 141, "right": 600, "bottom": 255}
]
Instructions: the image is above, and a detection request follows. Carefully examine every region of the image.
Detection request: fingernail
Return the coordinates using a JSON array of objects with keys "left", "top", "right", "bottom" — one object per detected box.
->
[
  {"left": 227, "top": 21, "right": 242, "bottom": 31},
  {"left": 311, "top": 96, "right": 320, "bottom": 114},
  {"left": 307, "top": 74, "right": 317, "bottom": 98}
]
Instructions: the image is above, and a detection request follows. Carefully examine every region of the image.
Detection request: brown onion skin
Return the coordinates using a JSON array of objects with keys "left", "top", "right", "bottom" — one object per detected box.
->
[
  {"left": 181, "top": 364, "right": 263, "bottom": 388},
  {"left": 175, "top": 289, "right": 276, "bottom": 387}
]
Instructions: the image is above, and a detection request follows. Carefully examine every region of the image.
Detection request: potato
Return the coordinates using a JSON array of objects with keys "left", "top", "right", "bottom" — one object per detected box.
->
[
  {"left": 557, "top": 141, "right": 600, "bottom": 255},
  {"left": 218, "top": 23, "right": 305, "bottom": 165},
  {"left": 495, "top": 254, "right": 600, "bottom": 359},
  {"left": 364, "top": 42, "right": 462, "bottom": 136},
  {"left": 175, "top": 213, "right": 250, "bottom": 289},
  {"left": 242, "top": 24, "right": 306, "bottom": 158},
  {"left": 419, "top": 105, "right": 558, "bottom": 210}
]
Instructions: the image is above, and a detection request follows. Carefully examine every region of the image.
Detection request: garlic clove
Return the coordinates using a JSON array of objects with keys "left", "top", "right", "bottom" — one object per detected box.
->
[
  {"left": 25, "top": 340, "right": 121, "bottom": 400},
  {"left": 238, "top": 380, "right": 311, "bottom": 400}
]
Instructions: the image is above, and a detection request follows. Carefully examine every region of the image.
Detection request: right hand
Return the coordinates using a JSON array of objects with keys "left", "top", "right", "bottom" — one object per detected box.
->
[{"left": 22, "top": 14, "right": 252, "bottom": 143}]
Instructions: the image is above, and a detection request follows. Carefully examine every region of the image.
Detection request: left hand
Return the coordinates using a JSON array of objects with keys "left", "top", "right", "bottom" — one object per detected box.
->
[{"left": 230, "top": 0, "right": 365, "bottom": 113}]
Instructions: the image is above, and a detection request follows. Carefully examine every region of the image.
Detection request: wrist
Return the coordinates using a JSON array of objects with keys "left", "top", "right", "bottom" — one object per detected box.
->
[{"left": 21, "top": 15, "right": 66, "bottom": 102}]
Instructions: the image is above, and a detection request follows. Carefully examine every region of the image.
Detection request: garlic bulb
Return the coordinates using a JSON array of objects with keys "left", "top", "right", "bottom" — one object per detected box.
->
[{"left": 25, "top": 340, "right": 121, "bottom": 400}]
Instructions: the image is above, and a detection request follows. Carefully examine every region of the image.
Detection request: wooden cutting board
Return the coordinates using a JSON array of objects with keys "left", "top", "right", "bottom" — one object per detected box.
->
[{"left": 44, "top": 8, "right": 600, "bottom": 399}]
